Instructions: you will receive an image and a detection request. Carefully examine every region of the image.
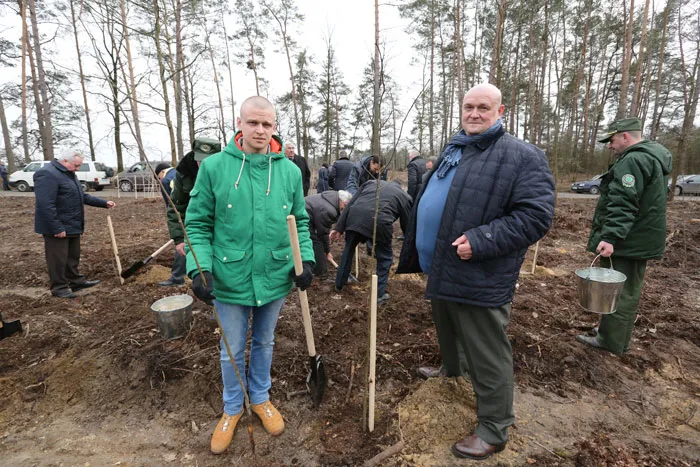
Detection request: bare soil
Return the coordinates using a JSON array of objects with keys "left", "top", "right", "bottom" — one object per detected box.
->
[{"left": 1, "top": 195, "right": 699, "bottom": 466}]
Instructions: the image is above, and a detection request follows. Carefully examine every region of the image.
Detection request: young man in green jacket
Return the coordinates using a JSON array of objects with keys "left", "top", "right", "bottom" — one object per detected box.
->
[
  {"left": 577, "top": 117, "right": 672, "bottom": 355},
  {"left": 184, "top": 96, "right": 315, "bottom": 454}
]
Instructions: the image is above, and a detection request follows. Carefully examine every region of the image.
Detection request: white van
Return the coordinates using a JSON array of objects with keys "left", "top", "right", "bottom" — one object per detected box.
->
[{"left": 9, "top": 160, "right": 113, "bottom": 192}]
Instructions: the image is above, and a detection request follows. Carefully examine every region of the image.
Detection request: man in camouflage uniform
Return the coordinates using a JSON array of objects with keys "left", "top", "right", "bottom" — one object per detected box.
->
[
  {"left": 577, "top": 118, "right": 672, "bottom": 355},
  {"left": 159, "top": 137, "right": 221, "bottom": 286}
]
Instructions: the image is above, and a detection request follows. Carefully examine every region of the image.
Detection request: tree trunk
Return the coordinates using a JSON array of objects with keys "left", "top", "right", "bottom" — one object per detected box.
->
[
  {"left": 26, "top": 36, "right": 47, "bottom": 160},
  {"left": 371, "top": 0, "right": 381, "bottom": 158},
  {"left": 20, "top": 0, "right": 30, "bottom": 163},
  {"left": 0, "top": 92, "right": 15, "bottom": 171},
  {"left": 650, "top": 0, "right": 673, "bottom": 140},
  {"left": 171, "top": 0, "right": 184, "bottom": 160},
  {"left": 429, "top": 0, "right": 435, "bottom": 157},
  {"left": 489, "top": 0, "right": 506, "bottom": 87},
  {"left": 120, "top": 0, "right": 146, "bottom": 161},
  {"left": 222, "top": 20, "right": 235, "bottom": 140},
  {"left": 69, "top": 0, "right": 95, "bottom": 161},
  {"left": 28, "top": 0, "right": 54, "bottom": 160},
  {"left": 630, "top": 0, "right": 651, "bottom": 116},
  {"left": 455, "top": 0, "right": 464, "bottom": 120},
  {"left": 153, "top": 0, "right": 177, "bottom": 165},
  {"left": 616, "top": 0, "right": 634, "bottom": 120}
]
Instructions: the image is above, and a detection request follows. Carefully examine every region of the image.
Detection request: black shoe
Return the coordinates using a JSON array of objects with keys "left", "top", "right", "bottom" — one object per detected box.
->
[
  {"left": 452, "top": 434, "right": 506, "bottom": 460},
  {"left": 53, "top": 289, "right": 77, "bottom": 299},
  {"left": 71, "top": 280, "right": 100, "bottom": 291},
  {"left": 334, "top": 285, "right": 343, "bottom": 293},
  {"left": 576, "top": 334, "right": 604, "bottom": 349},
  {"left": 416, "top": 365, "right": 448, "bottom": 379},
  {"left": 157, "top": 279, "right": 185, "bottom": 287}
]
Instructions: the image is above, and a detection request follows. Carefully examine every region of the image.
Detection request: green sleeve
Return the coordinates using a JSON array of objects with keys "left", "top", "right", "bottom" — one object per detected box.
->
[
  {"left": 184, "top": 166, "right": 214, "bottom": 278},
  {"left": 599, "top": 155, "right": 645, "bottom": 245}
]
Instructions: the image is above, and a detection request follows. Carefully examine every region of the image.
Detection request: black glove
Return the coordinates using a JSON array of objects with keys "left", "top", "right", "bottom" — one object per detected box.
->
[
  {"left": 192, "top": 271, "right": 215, "bottom": 305},
  {"left": 289, "top": 261, "right": 314, "bottom": 291}
]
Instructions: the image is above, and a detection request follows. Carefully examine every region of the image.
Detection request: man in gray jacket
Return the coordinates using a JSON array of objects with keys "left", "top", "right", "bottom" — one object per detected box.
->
[
  {"left": 407, "top": 150, "right": 427, "bottom": 200},
  {"left": 305, "top": 189, "right": 352, "bottom": 279}
]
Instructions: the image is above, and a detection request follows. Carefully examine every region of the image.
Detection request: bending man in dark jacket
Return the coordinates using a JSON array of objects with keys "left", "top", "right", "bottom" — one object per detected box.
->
[
  {"left": 407, "top": 150, "right": 427, "bottom": 200},
  {"left": 328, "top": 150, "right": 353, "bottom": 190},
  {"left": 397, "top": 83, "right": 555, "bottom": 460},
  {"left": 576, "top": 118, "right": 672, "bottom": 355},
  {"left": 34, "top": 152, "right": 116, "bottom": 298},
  {"left": 305, "top": 189, "right": 352, "bottom": 279},
  {"left": 160, "top": 137, "right": 221, "bottom": 286},
  {"left": 331, "top": 179, "right": 412, "bottom": 305}
]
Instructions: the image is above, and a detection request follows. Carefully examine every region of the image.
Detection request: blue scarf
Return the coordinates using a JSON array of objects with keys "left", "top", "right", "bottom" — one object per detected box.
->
[{"left": 435, "top": 119, "right": 503, "bottom": 178}]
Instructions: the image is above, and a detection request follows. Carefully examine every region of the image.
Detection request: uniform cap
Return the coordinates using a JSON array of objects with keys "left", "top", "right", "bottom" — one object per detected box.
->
[
  {"left": 598, "top": 118, "right": 643, "bottom": 143},
  {"left": 193, "top": 137, "right": 221, "bottom": 161}
]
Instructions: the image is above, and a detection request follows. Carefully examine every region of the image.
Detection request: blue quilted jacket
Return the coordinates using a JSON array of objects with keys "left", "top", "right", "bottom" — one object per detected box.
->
[{"left": 396, "top": 128, "right": 556, "bottom": 307}]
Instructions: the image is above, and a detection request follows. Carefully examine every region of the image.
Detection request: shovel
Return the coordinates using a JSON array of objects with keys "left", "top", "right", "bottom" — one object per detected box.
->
[
  {"left": 328, "top": 257, "right": 359, "bottom": 283},
  {"left": 286, "top": 215, "right": 326, "bottom": 406},
  {"left": 121, "top": 239, "right": 174, "bottom": 279},
  {"left": 0, "top": 312, "right": 22, "bottom": 341}
]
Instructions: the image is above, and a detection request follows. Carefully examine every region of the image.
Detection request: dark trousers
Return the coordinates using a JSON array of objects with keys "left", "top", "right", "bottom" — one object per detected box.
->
[
  {"left": 311, "top": 236, "right": 328, "bottom": 277},
  {"left": 43, "top": 235, "right": 86, "bottom": 293},
  {"left": 431, "top": 299, "right": 514, "bottom": 445},
  {"left": 597, "top": 256, "right": 647, "bottom": 355},
  {"left": 335, "top": 231, "right": 393, "bottom": 297},
  {"left": 1, "top": 174, "right": 8, "bottom": 190},
  {"left": 170, "top": 250, "right": 187, "bottom": 281}
]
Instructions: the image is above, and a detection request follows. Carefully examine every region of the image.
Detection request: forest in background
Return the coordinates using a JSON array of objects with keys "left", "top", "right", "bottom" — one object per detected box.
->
[{"left": 0, "top": 0, "right": 699, "bottom": 186}]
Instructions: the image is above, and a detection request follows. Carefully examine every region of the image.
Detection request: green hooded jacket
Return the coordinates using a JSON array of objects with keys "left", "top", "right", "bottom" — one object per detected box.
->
[
  {"left": 587, "top": 140, "right": 672, "bottom": 259},
  {"left": 185, "top": 132, "right": 314, "bottom": 306}
]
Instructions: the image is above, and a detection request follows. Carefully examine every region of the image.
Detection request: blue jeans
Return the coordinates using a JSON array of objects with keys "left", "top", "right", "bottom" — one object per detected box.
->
[{"left": 214, "top": 297, "right": 286, "bottom": 415}]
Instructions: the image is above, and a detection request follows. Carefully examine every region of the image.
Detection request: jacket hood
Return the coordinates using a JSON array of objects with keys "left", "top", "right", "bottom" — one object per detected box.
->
[
  {"left": 176, "top": 150, "right": 198, "bottom": 177},
  {"left": 224, "top": 132, "right": 284, "bottom": 159},
  {"left": 320, "top": 189, "right": 340, "bottom": 212},
  {"left": 626, "top": 140, "right": 673, "bottom": 176}
]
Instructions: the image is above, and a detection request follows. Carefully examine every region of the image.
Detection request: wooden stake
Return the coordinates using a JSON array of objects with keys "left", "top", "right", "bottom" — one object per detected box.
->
[
  {"left": 368, "top": 274, "right": 378, "bottom": 432},
  {"left": 107, "top": 215, "right": 124, "bottom": 285},
  {"left": 530, "top": 240, "right": 540, "bottom": 275}
]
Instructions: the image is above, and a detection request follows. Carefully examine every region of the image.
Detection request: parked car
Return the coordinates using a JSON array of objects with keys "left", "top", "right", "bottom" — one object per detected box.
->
[
  {"left": 570, "top": 174, "right": 603, "bottom": 194},
  {"left": 8, "top": 160, "right": 112, "bottom": 192},
  {"left": 672, "top": 174, "right": 700, "bottom": 196},
  {"left": 115, "top": 161, "right": 165, "bottom": 192}
]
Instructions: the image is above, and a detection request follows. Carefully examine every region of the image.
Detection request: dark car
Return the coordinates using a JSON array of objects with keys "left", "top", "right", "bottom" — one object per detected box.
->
[
  {"left": 570, "top": 174, "right": 603, "bottom": 194},
  {"left": 115, "top": 161, "right": 165, "bottom": 192}
]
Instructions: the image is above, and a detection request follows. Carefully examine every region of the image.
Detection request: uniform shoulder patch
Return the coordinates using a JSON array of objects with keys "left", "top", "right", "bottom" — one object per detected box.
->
[{"left": 621, "top": 174, "right": 635, "bottom": 188}]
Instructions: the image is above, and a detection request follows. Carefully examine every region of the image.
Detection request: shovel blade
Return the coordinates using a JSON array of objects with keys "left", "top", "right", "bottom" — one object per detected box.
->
[
  {"left": 120, "top": 260, "right": 144, "bottom": 279},
  {"left": 306, "top": 354, "right": 326, "bottom": 407}
]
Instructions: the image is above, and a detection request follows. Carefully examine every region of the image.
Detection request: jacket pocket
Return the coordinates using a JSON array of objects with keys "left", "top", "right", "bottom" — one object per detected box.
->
[
  {"left": 266, "top": 247, "right": 293, "bottom": 286},
  {"left": 212, "top": 246, "right": 249, "bottom": 295}
]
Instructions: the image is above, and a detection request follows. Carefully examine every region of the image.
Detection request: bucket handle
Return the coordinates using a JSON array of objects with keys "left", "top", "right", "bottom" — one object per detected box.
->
[{"left": 590, "top": 254, "right": 614, "bottom": 270}]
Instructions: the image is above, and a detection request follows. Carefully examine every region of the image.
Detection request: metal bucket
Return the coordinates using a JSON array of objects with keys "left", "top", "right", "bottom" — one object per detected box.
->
[
  {"left": 151, "top": 294, "right": 194, "bottom": 339},
  {"left": 575, "top": 255, "right": 627, "bottom": 314}
]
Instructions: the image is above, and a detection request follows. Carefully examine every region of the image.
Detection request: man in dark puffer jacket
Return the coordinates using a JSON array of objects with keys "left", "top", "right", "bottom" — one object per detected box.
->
[
  {"left": 397, "top": 83, "right": 555, "bottom": 460},
  {"left": 34, "top": 152, "right": 116, "bottom": 298},
  {"left": 576, "top": 118, "right": 672, "bottom": 355}
]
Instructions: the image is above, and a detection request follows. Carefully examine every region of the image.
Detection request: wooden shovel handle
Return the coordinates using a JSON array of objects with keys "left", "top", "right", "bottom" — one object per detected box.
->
[
  {"left": 107, "top": 215, "right": 124, "bottom": 285},
  {"left": 150, "top": 239, "right": 175, "bottom": 259},
  {"left": 286, "top": 215, "right": 316, "bottom": 357}
]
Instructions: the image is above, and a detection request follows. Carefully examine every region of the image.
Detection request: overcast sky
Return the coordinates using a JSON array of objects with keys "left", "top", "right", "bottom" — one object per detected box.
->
[{"left": 1, "top": 1, "right": 422, "bottom": 169}]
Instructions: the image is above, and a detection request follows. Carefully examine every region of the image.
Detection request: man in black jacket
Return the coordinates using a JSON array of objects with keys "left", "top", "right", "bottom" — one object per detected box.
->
[
  {"left": 346, "top": 155, "right": 387, "bottom": 195},
  {"left": 285, "top": 142, "right": 311, "bottom": 196},
  {"left": 407, "top": 150, "right": 427, "bottom": 200},
  {"left": 34, "top": 152, "right": 116, "bottom": 298},
  {"left": 397, "top": 83, "right": 555, "bottom": 460},
  {"left": 328, "top": 150, "right": 353, "bottom": 190},
  {"left": 330, "top": 179, "right": 412, "bottom": 305},
  {"left": 305, "top": 189, "right": 352, "bottom": 279}
]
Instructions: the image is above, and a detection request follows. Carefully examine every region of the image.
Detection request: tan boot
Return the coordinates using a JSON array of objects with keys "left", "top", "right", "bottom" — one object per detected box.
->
[
  {"left": 251, "top": 400, "right": 285, "bottom": 436},
  {"left": 210, "top": 411, "right": 243, "bottom": 454}
]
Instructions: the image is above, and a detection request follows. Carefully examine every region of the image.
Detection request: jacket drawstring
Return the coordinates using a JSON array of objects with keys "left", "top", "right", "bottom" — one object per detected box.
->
[
  {"left": 266, "top": 156, "right": 272, "bottom": 196},
  {"left": 235, "top": 153, "right": 246, "bottom": 189}
]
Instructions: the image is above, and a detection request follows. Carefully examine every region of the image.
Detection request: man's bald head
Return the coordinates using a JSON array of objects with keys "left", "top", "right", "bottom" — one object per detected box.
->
[
  {"left": 240, "top": 96, "right": 276, "bottom": 119},
  {"left": 465, "top": 83, "right": 502, "bottom": 106},
  {"left": 461, "top": 83, "right": 505, "bottom": 135}
]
